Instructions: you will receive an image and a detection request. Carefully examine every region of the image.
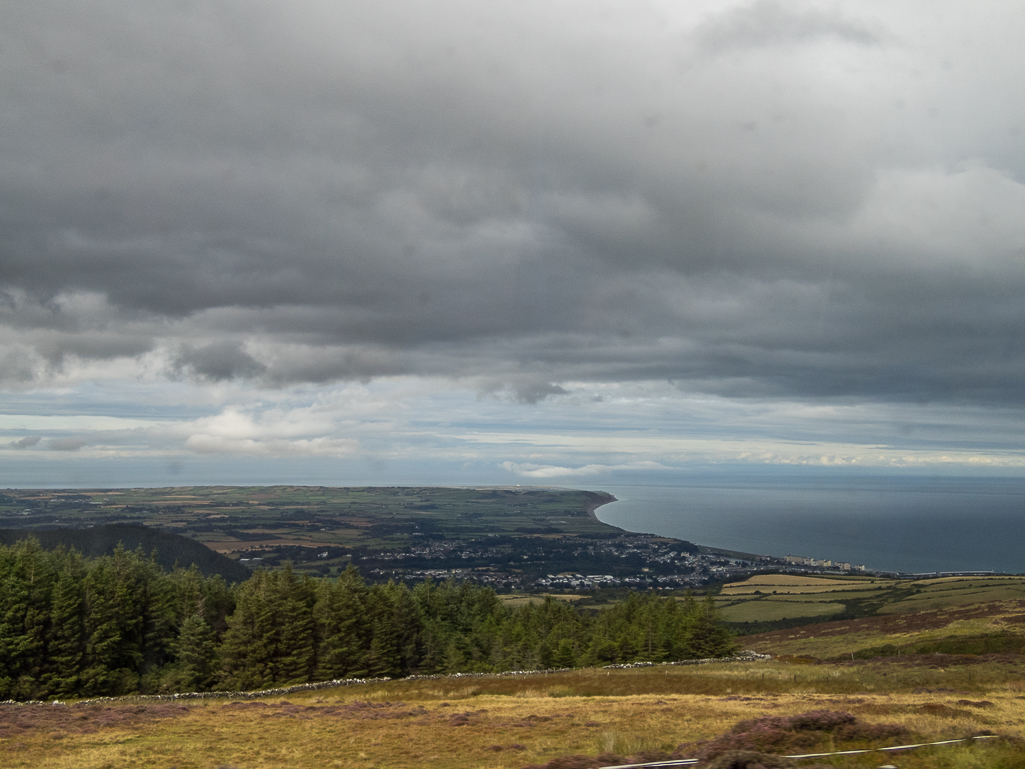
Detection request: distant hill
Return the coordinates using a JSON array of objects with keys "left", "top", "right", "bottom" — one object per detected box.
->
[{"left": 0, "top": 524, "right": 251, "bottom": 583}]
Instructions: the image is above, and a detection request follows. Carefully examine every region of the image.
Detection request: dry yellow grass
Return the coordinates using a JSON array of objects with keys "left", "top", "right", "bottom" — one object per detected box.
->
[
  {"left": 498, "top": 594, "right": 585, "bottom": 607},
  {"left": 719, "top": 599, "right": 846, "bottom": 622},
  {"left": 3, "top": 661, "right": 1024, "bottom": 769},
  {"left": 721, "top": 575, "right": 888, "bottom": 595}
]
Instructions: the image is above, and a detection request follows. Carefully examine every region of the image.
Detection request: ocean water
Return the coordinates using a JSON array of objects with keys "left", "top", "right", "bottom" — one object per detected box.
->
[{"left": 595, "top": 476, "right": 1025, "bottom": 575}]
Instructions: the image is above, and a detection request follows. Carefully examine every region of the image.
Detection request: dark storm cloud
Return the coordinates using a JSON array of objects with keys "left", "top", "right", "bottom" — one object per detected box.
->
[
  {"left": 2, "top": 1, "right": 1024, "bottom": 406},
  {"left": 172, "top": 341, "right": 266, "bottom": 382},
  {"left": 511, "top": 382, "right": 570, "bottom": 405}
]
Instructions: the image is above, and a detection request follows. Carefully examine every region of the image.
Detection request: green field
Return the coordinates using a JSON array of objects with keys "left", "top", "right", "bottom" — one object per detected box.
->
[
  {"left": 729, "top": 573, "right": 1025, "bottom": 661},
  {"left": 0, "top": 486, "right": 616, "bottom": 543},
  {"left": 719, "top": 598, "right": 846, "bottom": 622},
  {"left": 497, "top": 593, "right": 584, "bottom": 607},
  {"left": 0, "top": 486, "right": 618, "bottom": 572},
  {"left": 719, "top": 573, "right": 1025, "bottom": 635}
]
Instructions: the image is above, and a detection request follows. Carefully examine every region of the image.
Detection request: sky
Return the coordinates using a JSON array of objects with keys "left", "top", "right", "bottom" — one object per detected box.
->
[{"left": 2, "top": 0, "right": 1025, "bottom": 488}]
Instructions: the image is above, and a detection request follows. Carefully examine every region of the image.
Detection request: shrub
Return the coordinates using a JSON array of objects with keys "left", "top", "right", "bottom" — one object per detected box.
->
[{"left": 688, "top": 709, "right": 909, "bottom": 760}]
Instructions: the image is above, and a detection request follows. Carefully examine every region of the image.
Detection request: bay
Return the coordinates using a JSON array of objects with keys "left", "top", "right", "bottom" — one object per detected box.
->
[{"left": 595, "top": 476, "right": 1025, "bottom": 575}]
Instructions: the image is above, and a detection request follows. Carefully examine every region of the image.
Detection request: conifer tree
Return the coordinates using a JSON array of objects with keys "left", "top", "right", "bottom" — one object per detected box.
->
[
  {"left": 139, "top": 554, "right": 177, "bottom": 676},
  {"left": 314, "top": 565, "right": 370, "bottom": 679},
  {"left": 200, "top": 573, "right": 236, "bottom": 636},
  {"left": 536, "top": 638, "right": 554, "bottom": 669},
  {"left": 80, "top": 545, "right": 153, "bottom": 695},
  {"left": 383, "top": 581, "right": 423, "bottom": 674},
  {"left": 687, "top": 592, "right": 736, "bottom": 658},
  {"left": 270, "top": 567, "right": 316, "bottom": 684},
  {"left": 43, "top": 548, "right": 86, "bottom": 698},
  {"left": 216, "top": 570, "right": 274, "bottom": 690},
  {"left": 364, "top": 583, "right": 402, "bottom": 678},
  {"left": 0, "top": 538, "right": 55, "bottom": 699},
  {"left": 552, "top": 638, "right": 577, "bottom": 668},
  {"left": 412, "top": 578, "right": 454, "bottom": 674},
  {"left": 169, "top": 564, "right": 207, "bottom": 624},
  {"left": 80, "top": 558, "right": 122, "bottom": 695},
  {"left": 175, "top": 613, "right": 216, "bottom": 691}
]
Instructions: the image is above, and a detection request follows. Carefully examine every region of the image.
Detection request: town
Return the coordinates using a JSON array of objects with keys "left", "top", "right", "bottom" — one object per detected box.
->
[{"left": 299, "top": 535, "right": 883, "bottom": 591}]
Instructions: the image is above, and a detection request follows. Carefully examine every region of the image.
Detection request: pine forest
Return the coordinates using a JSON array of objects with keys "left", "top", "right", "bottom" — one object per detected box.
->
[{"left": 0, "top": 537, "right": 736, "bottom": 701}]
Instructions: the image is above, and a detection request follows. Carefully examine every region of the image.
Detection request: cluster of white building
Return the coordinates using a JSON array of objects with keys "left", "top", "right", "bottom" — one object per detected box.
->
[
  {"left": 537, "top": 573, "right": 621, "bottom": 588},
  {"left": 783, "top": 554, "right": 865, "bottom": 571}
]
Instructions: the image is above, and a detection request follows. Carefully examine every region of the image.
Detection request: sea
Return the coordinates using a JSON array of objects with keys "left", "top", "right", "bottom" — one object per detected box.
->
[{"left": 595, "top": 475, "right": 1025, "bottom": 575}]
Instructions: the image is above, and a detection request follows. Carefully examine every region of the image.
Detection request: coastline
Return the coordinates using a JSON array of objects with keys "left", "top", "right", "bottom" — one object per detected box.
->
[
  {"left": 593, "top": 480, "right": 1025, "bottom": 575},
  {"left": 585, "top": 493, "right": 617, "bottom": 522},
  {"left": 585, "top": 488, "right": 869, "bottom": 573}
]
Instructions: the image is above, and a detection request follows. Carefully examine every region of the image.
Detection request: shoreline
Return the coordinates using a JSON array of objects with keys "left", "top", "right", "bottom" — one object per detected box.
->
[
  {"left": 585, "top": 493, "right": 617, "bottom": 522},
  {"left": 583, "top": 491, "right": 872, "bottom": 573}
]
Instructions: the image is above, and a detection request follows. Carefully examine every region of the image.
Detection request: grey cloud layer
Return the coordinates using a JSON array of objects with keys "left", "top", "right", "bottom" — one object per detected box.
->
[{"left": 2, "top": 0, "right": 1024, "bottom": 404}]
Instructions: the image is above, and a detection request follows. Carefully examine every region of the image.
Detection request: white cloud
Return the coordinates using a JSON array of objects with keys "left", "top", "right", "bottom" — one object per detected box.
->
[
  {"left": 501, "top": 460, "right": 669, "bottom": 478},
  {"left": 183, "top": 434, "right": 358, "bottom": 457}
]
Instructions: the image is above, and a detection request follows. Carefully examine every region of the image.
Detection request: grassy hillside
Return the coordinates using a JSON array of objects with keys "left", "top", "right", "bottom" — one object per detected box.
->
[
  {"left": 2, "top": 656, "right": 1022, "bottom": 768},
  {"left": 742, "top": 598, "right": 1025, "bottom": 661},
  {"left": 717, "top": 573, "right": 1025, "bottom": 633}
]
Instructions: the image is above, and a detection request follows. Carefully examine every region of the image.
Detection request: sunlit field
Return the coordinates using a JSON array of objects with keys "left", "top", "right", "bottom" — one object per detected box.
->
[
  {"left": 717, "top": 574, "right": 1025, "bottom": 626},
  {"left": 3, "top": 654, "right": 1023, "bottom": 769}
]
